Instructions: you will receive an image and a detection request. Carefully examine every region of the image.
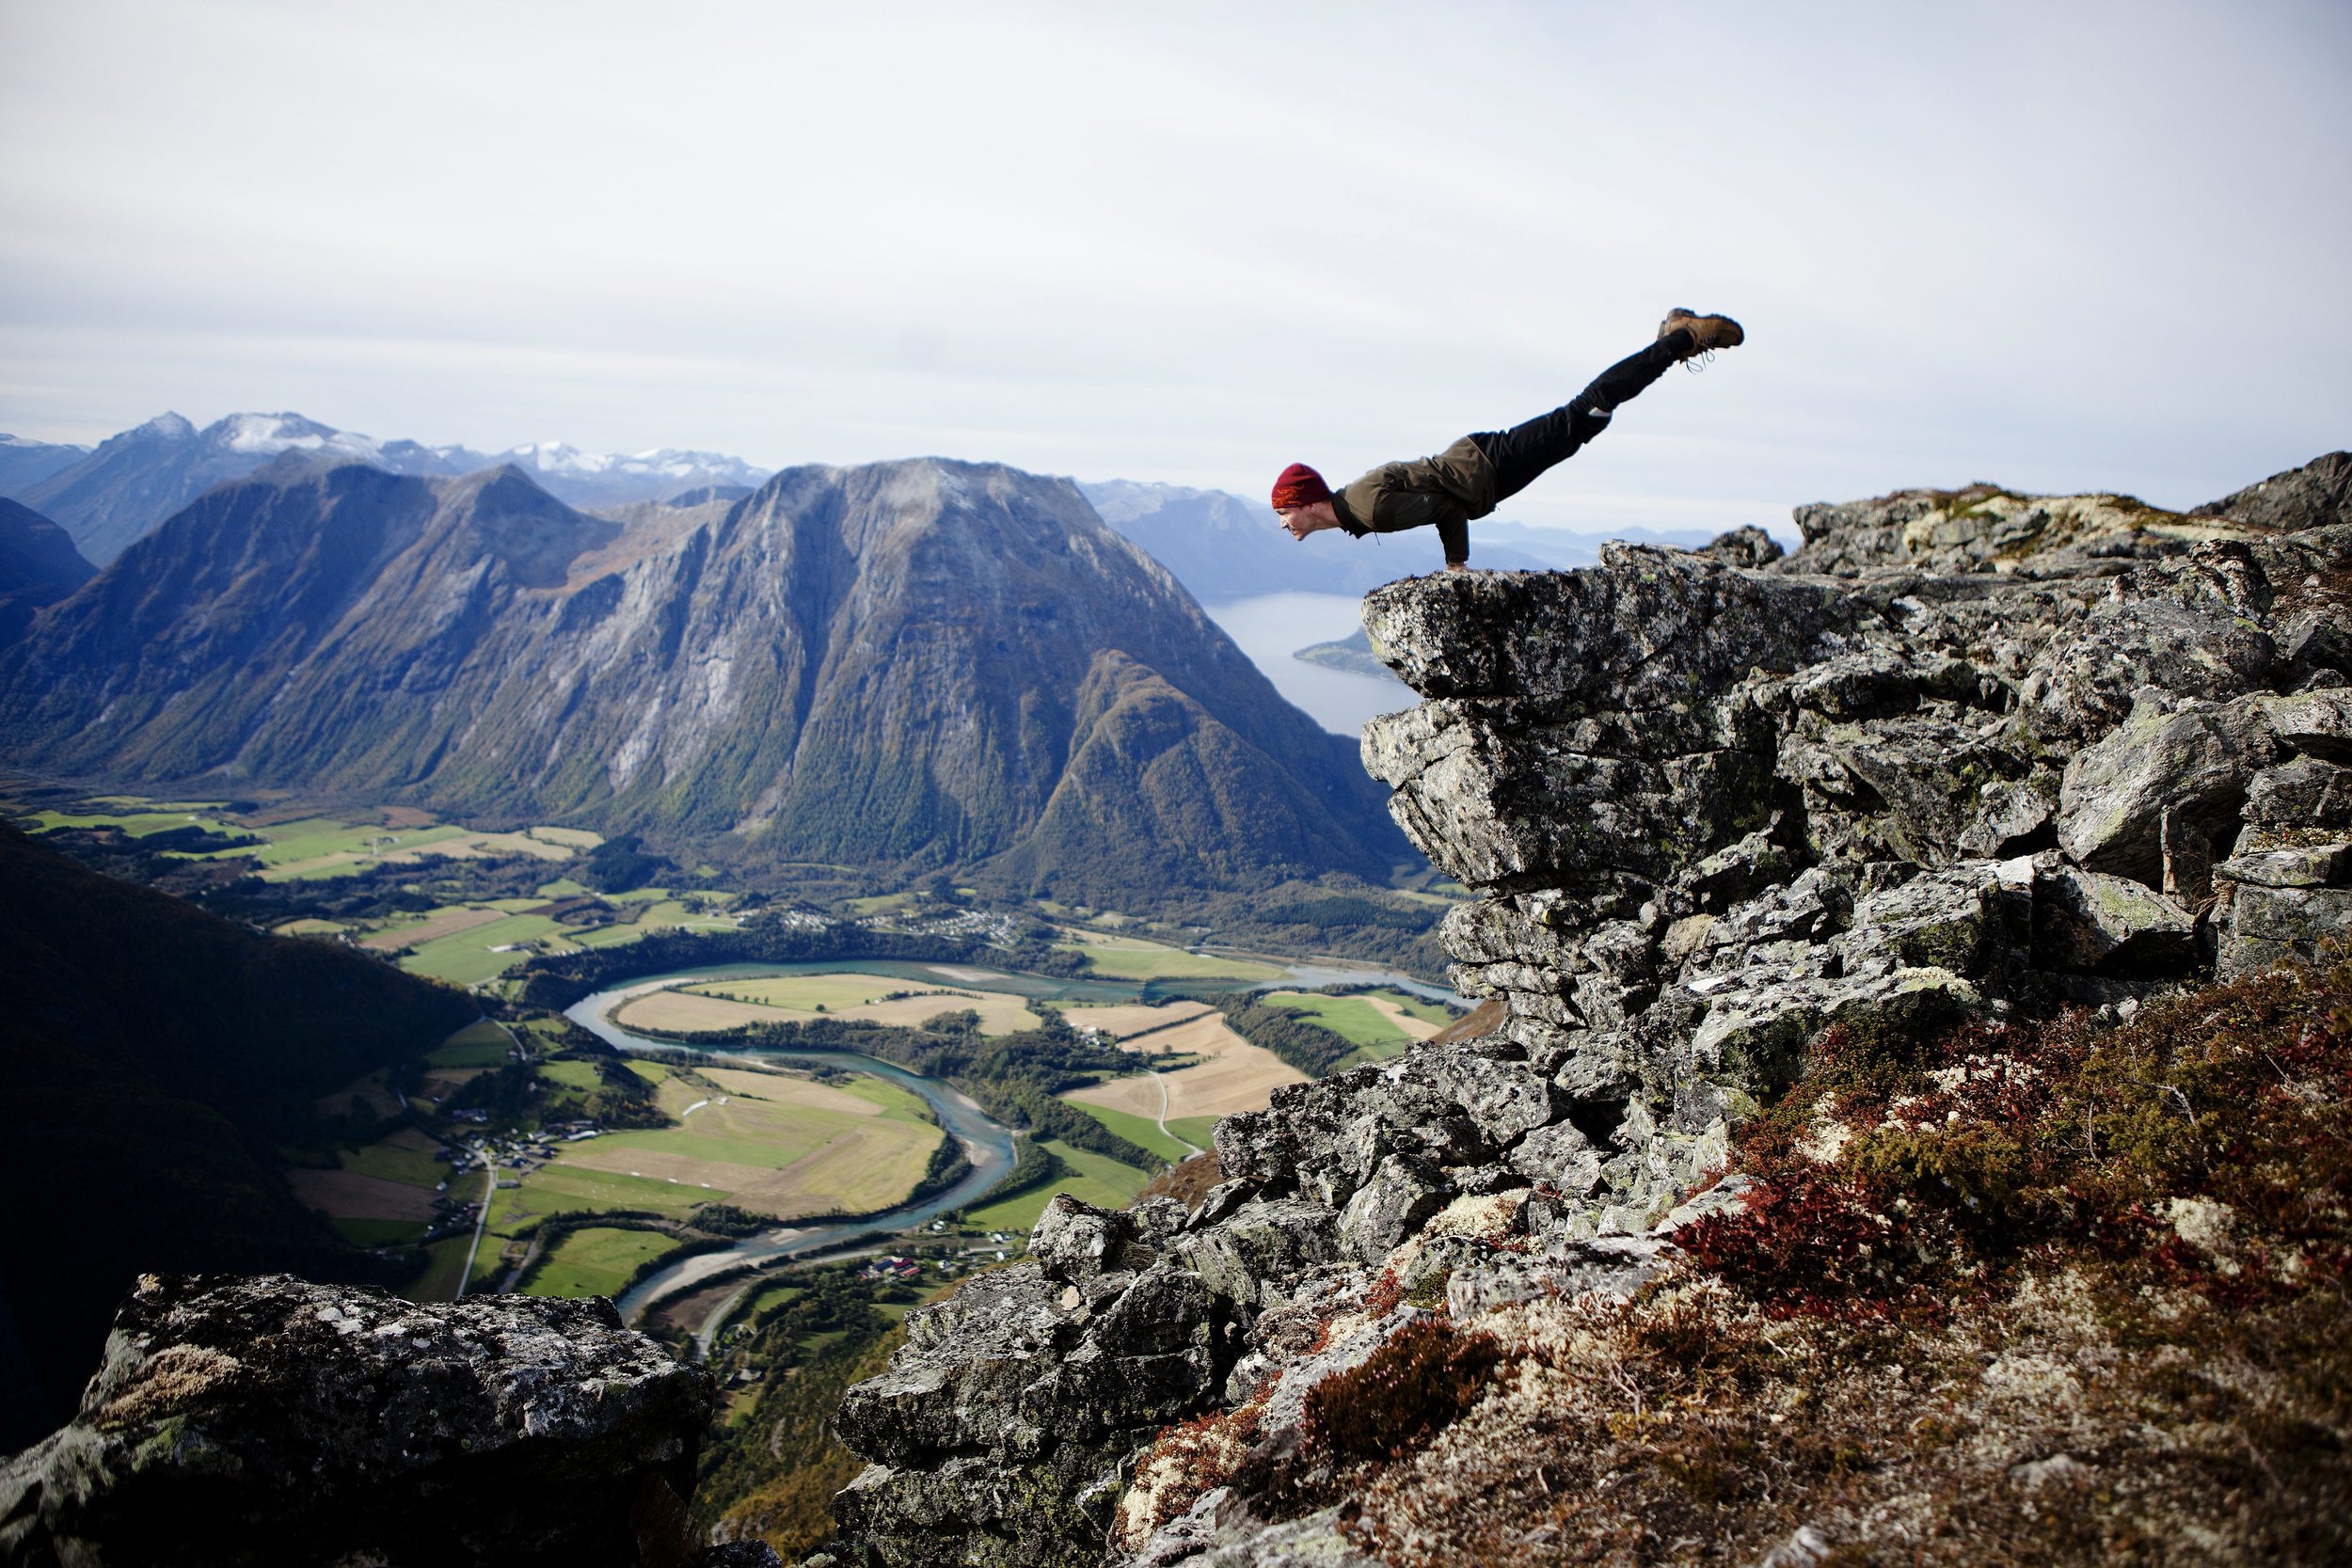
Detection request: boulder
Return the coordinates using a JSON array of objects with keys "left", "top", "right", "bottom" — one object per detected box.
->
[
  {"left": 2031, "top": 864, "right": 2198, "bottom": 976},
  {"left": 2056, "top": 697, "right": 2274, "bottom": 883},
  {"left": 1031, "top": 1195, "right": 1154, "bottom": 1284},
  {"left": 2261, "top": 687, "right": 2352, "bottom": 762},
  {"left": 2192, "top": 451, "right": 2352, "bottom": 533},
  {"left": 0, "top": 1274, "right": 710, "bottom": 1568},
  {"left": 1705, "top": 525, "right": 1785, "bottom": 568},
  {"left": 2247, "top": 755, "right": 2352, "bottom": 830},
  {"left": 2217, "top": 885, "right": 2352, "bottom": 979}
]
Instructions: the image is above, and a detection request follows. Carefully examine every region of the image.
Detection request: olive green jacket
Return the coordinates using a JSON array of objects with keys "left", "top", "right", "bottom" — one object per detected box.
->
[{"left": 1328, "top": 436, "right": 1500, "bottom": 565}]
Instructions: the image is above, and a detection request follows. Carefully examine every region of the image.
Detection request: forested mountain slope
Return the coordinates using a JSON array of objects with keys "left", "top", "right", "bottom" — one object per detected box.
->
[{"left": 0, "top": 824, "right": 473, "bottom": 1438}]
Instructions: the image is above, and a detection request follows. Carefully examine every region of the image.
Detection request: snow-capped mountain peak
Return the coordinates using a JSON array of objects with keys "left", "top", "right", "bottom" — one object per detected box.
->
[
  {"left": 499, "top": 440, "right": 612, "bottom": 476},
  {"left": 133, "top": 413, "right": 198, "bottom": 441},
  {"left": 208, "top": 412, "right": 386, "bottom": 462}
]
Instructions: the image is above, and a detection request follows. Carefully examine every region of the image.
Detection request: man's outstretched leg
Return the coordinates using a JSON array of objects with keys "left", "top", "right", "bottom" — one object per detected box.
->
[{"left": 1473, "top": 309, "right": 1743, "bottom": 505}]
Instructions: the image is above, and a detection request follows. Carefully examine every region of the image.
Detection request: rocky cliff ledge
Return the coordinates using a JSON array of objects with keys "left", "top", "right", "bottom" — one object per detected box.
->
[
  {"left": 0, "top": 1273, "right": 763, "bottom": 1567},
  {"left": 820, "top": 453, "right": 2352, "bottom": 1568}
]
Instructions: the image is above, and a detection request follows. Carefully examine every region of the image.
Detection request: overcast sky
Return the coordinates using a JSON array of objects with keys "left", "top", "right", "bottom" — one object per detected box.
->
[{"left": 2, "top": 0, "right": 2346, "bottom": 537}]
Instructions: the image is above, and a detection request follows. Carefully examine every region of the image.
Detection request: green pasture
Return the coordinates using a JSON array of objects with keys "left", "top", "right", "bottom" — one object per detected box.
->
[
  {"left": 1260, "top": 991, "right": 1411, "bottom": 1047},
  {"left": 1166, "top": 1116, "right": 1223, "bottom": 1152},
  {"left": 841, "top": 1077, "right": 936, "bottom": 1125},
  {"left": 535, "top": 878, "right": 593, "bottom": 897},
  {"left": 485, "top": 1163, "right": 705, "bottom": 1232},
  {"left": 525, "top": 1227, "right": 682, "bottom": 1299},
  {"left": 406, "top": 1237, "right": 477, "bottom": 1301},
  {"left": 26, "top": 806, "right": 231, "bottom": 839},
  {"left": 686, "top": 973, "right": 942, "bottom": 1011},
  {"left": 739, "top": 1281, "right": 804, "bottom": 1326},
  {"left": 339, "top": 1140, "right": 446, "bottom": 1188},
  {"left": 252, "top": 816, "right": 472, "bottom": 874},
  {"left": 1372, "top": 990, "right": 1455, "bottom": 1025},
  {"left": 1063, "top": 1099, "right": 1191, "bottom": 1164},
  {"left": 399, "top": 913, "right": 574, "bottom": 984},
  {"left": 1058, "top": 935, "right": 1283, "bottom": 982},
  {"left": 584, "top": 1072, "right": 932, "bottom": 1172},
  {"left": 538, "top": 1060, "right": 604, "bottom": 1091},
  {"left": 960, "top": 1140, "right": 1150, "bottom": 1234},
  {"left": 430, "top": 1020, "right": 512, "bottom": 1068},
  {"left": 571, "top": 923, "right": 653, "bottom": 949},
  {"left": 636, "top": 899, "right": 736, "bottom": 931},
  {"left": 332, "top": 1216, "right": 428, "bottom": 1247}
]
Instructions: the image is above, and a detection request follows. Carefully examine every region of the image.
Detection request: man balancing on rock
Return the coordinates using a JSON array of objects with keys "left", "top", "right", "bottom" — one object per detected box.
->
[{"left": 1271, "top": 309, "right": 1743, "bottom": 571}]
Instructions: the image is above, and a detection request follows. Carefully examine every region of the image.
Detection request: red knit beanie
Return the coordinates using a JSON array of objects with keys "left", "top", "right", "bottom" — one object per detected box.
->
[{"left": 1270, "top": 463, "right": 1331, "bottom": 512}]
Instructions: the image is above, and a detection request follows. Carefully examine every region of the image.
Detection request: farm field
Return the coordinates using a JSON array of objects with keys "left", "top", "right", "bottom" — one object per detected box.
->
[
  {"left": 1065, "top": 1011, "right": 1305, "bottom": 1124},
  {"left": 959, "top": 1139, "right": 1149, "bottom": 1233},
  {"left": 1261, "top": 990, "right": 1450, "bottom": 1044},
  {"left": 616, "top": 973, "right": 1040, "bottom": 1037},
  {"left": 1065, "top": 1099, "right": 1196, "bottom": 1163},
  {"left": 525, "top": 1227, "right": 682, "bottom": 1299},
  {"left": 1167, "top": 1116, "right": 1222, "bottom": 1150},
  {"left": 538, "top": 1060, "right": 605, "bottom": 1091},
  {"left": 1057, "top": 999, "right": 1215, "bottom": 1039},
  {"left": 430, "top": 1019, "right": 514, "bottom": 1068},
  {"left": 358, "top": 904, "right": 508, "bottom": 952},
  {"left": 286, "top": 1127, "right": 451, "bottom": 1246},
  {"left": 408, "top": 1237, "right": 477, "bottom": 1301},
  {"left": 398, "top": 913, "right": 578, "bottom": 985},
  {"left": 486, "top": 1068, "right": 941, "bottom": 1248},
  {"left": 1054, "top": 932, "right": 1284, "bottom": 982},
  {"left": 1261, "top": 989, "right": 1454, "bottom": 1064},
  {"left": 251, "top": 818, "right": 593, "bottom": 881},
  {"left": 25, "top": 803, "right": 241, "bottom": 840}
]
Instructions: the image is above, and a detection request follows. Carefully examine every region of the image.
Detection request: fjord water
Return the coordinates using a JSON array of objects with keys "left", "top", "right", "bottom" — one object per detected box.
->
[{"left": 1204, "top": 592, "right": 1414, "bottom": 736}]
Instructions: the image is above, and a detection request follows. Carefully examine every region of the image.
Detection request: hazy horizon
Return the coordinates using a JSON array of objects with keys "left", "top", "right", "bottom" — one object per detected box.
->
[{"left": 5, "top": 1, "right": 2347, "bottom": 537}]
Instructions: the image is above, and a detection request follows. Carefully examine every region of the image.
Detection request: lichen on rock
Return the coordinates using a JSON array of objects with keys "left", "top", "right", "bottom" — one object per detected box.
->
[{"left": 0, "top": 1272, "right": 724, "bottom": 1567}]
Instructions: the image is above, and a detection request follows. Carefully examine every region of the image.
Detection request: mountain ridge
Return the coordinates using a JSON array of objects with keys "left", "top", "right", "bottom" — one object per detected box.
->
[
  {"left": 9, "top": 410, "right": 772, "bottom": 563},
  {"left": 0, "top": 498, "right": 94, "bottom": 643},
  {"left": 0, "top": 454, "right": 1406, "bottom": 902}
]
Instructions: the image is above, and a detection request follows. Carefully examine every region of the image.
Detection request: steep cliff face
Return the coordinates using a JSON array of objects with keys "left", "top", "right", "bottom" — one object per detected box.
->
[{"left": 819, "top": 454, "right": 2352, "bottom": 1567}]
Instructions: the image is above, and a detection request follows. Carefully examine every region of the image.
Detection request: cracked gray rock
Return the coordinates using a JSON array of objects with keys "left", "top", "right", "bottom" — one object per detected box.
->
[
  {"left": 821, "top": 456, "right": 2352, "bottom": 1568},
  {"left": 0, "top": 1273, "right": 712, "bottom": 1568}
]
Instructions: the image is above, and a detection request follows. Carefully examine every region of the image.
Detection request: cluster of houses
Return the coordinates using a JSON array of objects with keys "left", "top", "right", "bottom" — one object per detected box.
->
[
  {"left": 854, "top": 905, "right": 1025, "bottom": 945},
  {"left": 420, "top": 1192, "right": 479, "bottom": 1243},
  {"left": 856, "top": 1255, "right": 926, "bottom": 1284},
  {"left": 437, "top": 1128, "right": 564, "bottom": 1181}
]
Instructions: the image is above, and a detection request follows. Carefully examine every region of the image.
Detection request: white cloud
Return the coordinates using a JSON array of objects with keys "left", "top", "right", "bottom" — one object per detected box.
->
[{"left": 1, "top": 0, "right": 2345, "bottom": 530}]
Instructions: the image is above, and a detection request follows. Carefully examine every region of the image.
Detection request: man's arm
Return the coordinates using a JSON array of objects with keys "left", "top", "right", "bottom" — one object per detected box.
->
[
  {"left": 1437, "top": 515, "right": 1469, "bottom": 567},
  {"left": 1357, "top": 466, "right": 1473, "bottom": 567}
]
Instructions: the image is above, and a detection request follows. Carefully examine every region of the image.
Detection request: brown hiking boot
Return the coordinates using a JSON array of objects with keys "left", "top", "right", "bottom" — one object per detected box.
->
[{"left": 1659, "top": 309, "right": 1744, "bottom": 357}]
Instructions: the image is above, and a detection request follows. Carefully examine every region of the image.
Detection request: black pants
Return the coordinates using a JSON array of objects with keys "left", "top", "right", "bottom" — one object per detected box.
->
[{"left": 1470, "top": 329, "right": 1690, "bottom": 504}]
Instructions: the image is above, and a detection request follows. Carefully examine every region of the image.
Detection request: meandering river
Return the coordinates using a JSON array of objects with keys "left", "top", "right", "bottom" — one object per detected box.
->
[{"left": 565, "top": 957, "right": 1463, "bottom": 1330}]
